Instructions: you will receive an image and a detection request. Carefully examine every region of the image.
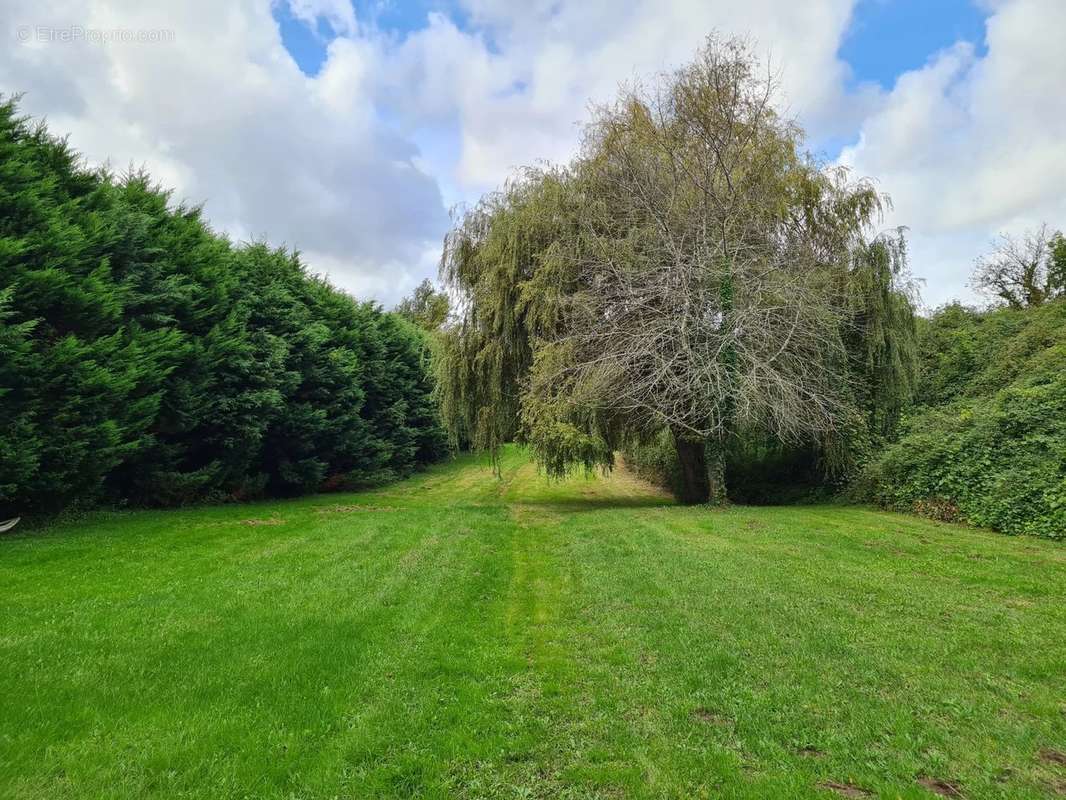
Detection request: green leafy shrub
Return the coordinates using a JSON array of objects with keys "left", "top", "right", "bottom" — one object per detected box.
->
[{"left": 860, "top": 303, "right": 1066, "bottom": 539}]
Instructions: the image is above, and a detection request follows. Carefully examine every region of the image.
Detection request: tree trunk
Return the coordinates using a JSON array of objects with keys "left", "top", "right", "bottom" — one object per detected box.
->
[
  {"left": 672, "top": 432, "right": 710, "bottom": 505},
  {"left": 706, "top": 443, "right": 727, "bottom": 505}
]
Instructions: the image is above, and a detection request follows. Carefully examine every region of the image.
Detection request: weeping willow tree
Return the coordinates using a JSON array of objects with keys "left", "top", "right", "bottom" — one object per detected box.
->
[
  {"left": 435, "top": 168, "right": 582, "bottom": 459},
  {"left": 437, "top": 35, "right": 918, "bottom": 503},
  {"left": 846, "top": 230, "right": 919, "bottom": 443}
]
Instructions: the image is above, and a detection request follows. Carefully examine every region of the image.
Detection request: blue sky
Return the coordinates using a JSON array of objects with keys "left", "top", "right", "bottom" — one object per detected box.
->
[
  {"left": 839, "top": 0, "right": 987, "bottom": 89},
  {"left": 275, "top": 0, "right": 451, "bottom": 76}
]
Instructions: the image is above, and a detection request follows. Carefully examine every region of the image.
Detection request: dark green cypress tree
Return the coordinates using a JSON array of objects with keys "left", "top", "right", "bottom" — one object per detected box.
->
[{"left": 0, "top": 97, "right": 447, "bottom": 518}]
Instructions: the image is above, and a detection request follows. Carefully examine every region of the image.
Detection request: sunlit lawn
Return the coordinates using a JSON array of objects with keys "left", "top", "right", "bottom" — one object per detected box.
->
[{"left": 1, "top": 447, "right": 1064, "bottom": 799}]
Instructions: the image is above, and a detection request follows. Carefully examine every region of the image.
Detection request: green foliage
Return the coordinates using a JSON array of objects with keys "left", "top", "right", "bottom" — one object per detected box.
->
[
  {"left": 860, "top": 300, "right": 1066, "bottom": 538},
  {"left": 623, "top": 427, "right": 840, "bottom": 506},
  {"left": 915, "top": 299, "right": 1066, "bottom": 404},
  {"left": 394, "top": 278, "right": 450, "bottom": 332},
  {"left": 724, "top": 436, "right": 831, "bottom": 506},
  {"left": 621, "top": 429, "right": 685, "bottom": 497},
  {"left": 844, "top": 233, "right": 919, "bottom": 444},
  {"left": 0, "top": 98, "right": 446, "bottom": 516},
  {"left": 1051, "top": 232, "right": 1066, "bottom": 297},
  {"left": 435, "top": 167, "right": 579, "bottom": 464}
]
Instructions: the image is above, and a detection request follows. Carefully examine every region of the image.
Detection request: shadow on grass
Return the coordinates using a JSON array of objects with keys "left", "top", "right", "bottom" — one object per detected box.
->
[{"left": 510, "top": 496, "right": 674, "bottom": 513}]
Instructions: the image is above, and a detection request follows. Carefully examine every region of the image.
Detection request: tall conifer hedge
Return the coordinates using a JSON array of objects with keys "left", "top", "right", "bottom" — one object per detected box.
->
[{"left": 0, "top": 98, "right": 446, "bottom": 516}]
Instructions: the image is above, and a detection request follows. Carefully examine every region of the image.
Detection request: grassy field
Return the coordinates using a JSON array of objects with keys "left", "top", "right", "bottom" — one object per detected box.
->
[{"left": 1, "top": 447, "right": 1064, "bottom": 799}]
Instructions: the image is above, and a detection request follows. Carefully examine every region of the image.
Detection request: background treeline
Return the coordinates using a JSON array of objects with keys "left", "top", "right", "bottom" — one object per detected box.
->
[{"left": 0, "top": 98, "right": 446, "bottom": 518}]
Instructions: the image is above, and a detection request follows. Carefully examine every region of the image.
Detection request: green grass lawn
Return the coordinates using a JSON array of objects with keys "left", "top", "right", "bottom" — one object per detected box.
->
[{"left": 1, "top": 447, "right": 1064, "bottom": 799}]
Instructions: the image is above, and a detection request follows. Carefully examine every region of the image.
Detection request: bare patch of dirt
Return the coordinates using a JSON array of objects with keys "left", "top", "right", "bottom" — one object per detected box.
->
[
  {"left": 692, "top": 708, "right": 731, "bottom": 726},
  {"left": 912, "top": 497, "right": 962, "bottom": 523},
  {"left": 864, "top": 540, "right": 906, "bottom": 556},
  {"left": 917, "top": 776, "right": 965, "bottom": 797},
  {"left": 1046, "top": 778, "right": 1066, "bottom": 797},
  {"left": 796, "top": 746, "right": 825, "bottom": 757},
  {"left": 817, "top": 781, "right": 873, "bottom": 798},
  {"left": 315, "top": 504, "right": 398, "bottom": 514},
  {"left": 1040, "top": 748, "right": 1066, "bottom": 766},
  {"left": 240, "top": 517, "right": 285, "bottom": 526}
]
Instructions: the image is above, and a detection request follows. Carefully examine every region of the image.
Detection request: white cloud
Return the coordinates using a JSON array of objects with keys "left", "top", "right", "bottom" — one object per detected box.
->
[
  {"left": 282, "top": 0, "right": 357, "bottom": 37},
  {"left": 839, "top": 0, "right": 1066, "bottom": 307},
  {"left": 0, "top": 0, "right": 445, "bottom": 304},
  {"left": 3, "top": 0, "right": 1062, "bottom": 307},
  {"left": 0, "top": 0, "right": 869, "bottom": 304},
  {"left": 371, "top": 0, "right": 863, "bottom": 193}
]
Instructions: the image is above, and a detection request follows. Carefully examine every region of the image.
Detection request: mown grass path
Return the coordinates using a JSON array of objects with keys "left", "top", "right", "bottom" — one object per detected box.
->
[{"left": 1, "top": 448, "right": 1064, "bottom": 798}]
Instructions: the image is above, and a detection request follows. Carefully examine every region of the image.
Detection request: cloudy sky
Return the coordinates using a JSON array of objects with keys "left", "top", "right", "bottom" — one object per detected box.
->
[{"left": 2, "top": 0, "right": 1064, "bottom": 308}]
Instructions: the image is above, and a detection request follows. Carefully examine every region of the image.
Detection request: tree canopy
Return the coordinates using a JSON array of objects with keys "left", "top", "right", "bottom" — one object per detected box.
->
[
  {"left": 394, "top": 278, "right": 451, "bottom": 332},
  {"left": 436, "top": 36, "right": 918, "bottom": 503},
  {"left": 970, "top": 224, "right": 1066, "bottom": 309}
]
